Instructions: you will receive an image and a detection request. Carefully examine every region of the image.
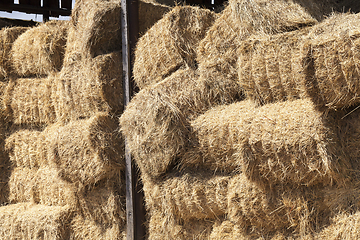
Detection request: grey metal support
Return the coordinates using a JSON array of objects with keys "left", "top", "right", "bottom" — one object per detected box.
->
[{"left": 121, "top": 0, "right": 145, "bottom": 239}]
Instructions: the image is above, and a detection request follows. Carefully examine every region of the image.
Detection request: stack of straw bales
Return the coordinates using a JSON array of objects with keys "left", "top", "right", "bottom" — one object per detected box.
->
[
  {"left": 0, "top": 0, "right": 177, "bottom": 237},
  {"left": 121, "top": 0, "right": 360, "bottom": 239}
]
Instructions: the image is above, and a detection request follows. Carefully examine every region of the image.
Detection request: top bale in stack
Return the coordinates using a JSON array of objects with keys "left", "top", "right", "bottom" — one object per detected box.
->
[
  {"left": 65, "top": 0, "right": 121, "bottom": 63},
  {"left": 237, "top": 12, "right": 360, "bottom": 109},
  {"left": 11, "top": 20, "right": 69, "bottom": 77},
  {"left": 196, "top": 0, "right": 323, "bottom": 107},
  {"left": 0, "top": 27, "right": 28, "bottom": 81},
  {"left": 133, "top": 5, "right": 217, "bottom": 89}
]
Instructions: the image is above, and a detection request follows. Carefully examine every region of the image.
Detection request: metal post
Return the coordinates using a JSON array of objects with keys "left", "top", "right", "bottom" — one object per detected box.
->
[
  {"left": 121, "top": 0, "right": 145, "bottom": 239},
  {"left": 43, "top": 0, "right": 50, "bottom": 22}
]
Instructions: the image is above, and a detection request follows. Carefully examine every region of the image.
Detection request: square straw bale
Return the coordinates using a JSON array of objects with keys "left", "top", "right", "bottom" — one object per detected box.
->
[
  {"left": 316, "top": 211, "right": 360, "bottom": 239},
  {"left": 120, "top": 68, "right": 205, "bottom": 178},
  {"left": 227, "top": 173, "right": 330, "bottom": 237},
  {"left": 3, "top": 75, "right": 56, "bottom": 127},
  {"left": 138, "top": 0, "right": 170, "bottom": 36},
  {"left": 8, "top": 167, "right": 77, "bottom": 207},
  {"left": 142, "top": 170, "right": 229, "bottom": 221},
  {"left": 11, "top": 20, "right": 69, "bottom": 77},
  {"left": 0, "top": 26, "right": 28, "bottom": 80},
  {"left": 133, "top": 5, "right": 216, "bottom": 89},
  {"left": 5, "top": 129, "right": 49, "bottom": 168},
  {"left": 196, "top": 6, "right": 246, "bottom": 107},
  {"left": 147, "top": 208, "right": 216, "bottom": 240},
  {"left": 303, "top": 13, "right": 360, "bottom": 109},
  {"left": 53, "top": 51, "right": 122, "bottom": 122},
  {"left": 0, "top": 203, "right": 72, "bottom": 240},
  {"left": 65, "top": 0, "right": 121, "bottom": 63},
  {"left": 189, "top": 99, "right": 349, "bottom": 186},
  {"left": 70, "top": 215, "right": 125, "bottom": 240},
  {"left": 47, "top": 112, "right": 124, "bottom": 186},
  {"left": 77, "top": 179, "right": 125, "bottom": 228},
  {"left": 237, "top": 27, "right": 311, "bottom": 105}
]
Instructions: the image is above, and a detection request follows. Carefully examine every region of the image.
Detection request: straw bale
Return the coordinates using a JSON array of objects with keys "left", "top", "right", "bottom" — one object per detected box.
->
[
  {"left": 120, "top": 68, "right": 204, "bottom": 178},
  {"left": 227, "top": 173, "right": 329, "bottom": 236},
  {"left": 53, "top": 51, "right": 123, "bottom": 122},
  {"left": 133, "top": 6, "right": 216, "bottom": 89},
  {"left": 11, "top": 20, "right": 68, "bottom": 77},
  {"left": 317, "top": 211, "right": 360, "bottom": 240},
  {"left": 189, "top": 99, "right": 348, "bottom": 186},
  {"left": 209, "top": 220, "right": 247, "bottom": 239},
  {"left": 0, "top": 27, "right": 28, "bottom": 80},
  {"left": 48, "top": 113, "right": 124, "bottom": 186},
  {"left": 196, "top": 0, "right": 322, "bottom": 107},
  {"left": 138, "top": 1, "right": 171, "bottom": 36},
  {"left": 71, "top": 215, "right": 124, "bottom": 240},
  {"left": 8, "top": 167, "right": 77, "bottom": 207},
  {"left": 0, "top": 203, "right": 72, "bottom": 240},
  {"left": 237, "top": 27, "right": 310, "bottom": 105},
  {"left": 228, "top": 0, "right": 325, "bottom": 34},
  {"left": 196, "top": 7, "right": 250, "bottom": 107},
  {"left": 65, "top": 0, "right": 121, "bottom": 62},
  {"left": 303, "top": 13, "right": 360, "bottom": 109},
  {"left": 3, "top": 75, "right": 56, "bottom": 126},
  {"left": 142, "top": 170, "right": 229, "bottom": 221},
  {"left": 148, "top": 209, "right": 215, "bottom": 240}
]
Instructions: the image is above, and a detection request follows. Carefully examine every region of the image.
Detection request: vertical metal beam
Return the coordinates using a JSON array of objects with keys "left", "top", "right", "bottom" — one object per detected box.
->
[
  {"left": 43, "top": 0, "right": 50, "bottom": 22},
  {"left": 121, "top": 0, "right": 145, "bottom": 239}
]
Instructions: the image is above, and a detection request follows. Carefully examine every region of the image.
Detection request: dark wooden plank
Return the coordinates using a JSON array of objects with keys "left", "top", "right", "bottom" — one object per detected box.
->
[
  {"left": 121, "top": 0, "right": 145, "bottom": 239},
  {"left": 0, "top": 3, "right": 71, "bottom": 16}
]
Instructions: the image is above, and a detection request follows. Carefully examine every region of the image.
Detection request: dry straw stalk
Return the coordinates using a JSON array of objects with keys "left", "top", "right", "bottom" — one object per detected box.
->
[
  {"left": 189, "top": 99, "right": 348, "bottom": 186},
  {"left": 120, "top": 68, "right": 203, "bottom": 178},
  {"left": 65, "top": 0, "right": 121, "bottom": 63},
  {"left": 133, "top": 5, "right": 216, "bottom": 89},
  {"left": 0, "top": 26, "right": 28, "bottom": 80},
  {"left": 11, "top": 20, "right": 68, "bottom": 77},
  {"left": 53, "top": 51, "right": 123, "bottom": 122},
  {"left": 3, "top": 75, "right": 56, "bottom": 127},
  {"left": 0, "top": 203, "right": 72, "bottom": 240}
]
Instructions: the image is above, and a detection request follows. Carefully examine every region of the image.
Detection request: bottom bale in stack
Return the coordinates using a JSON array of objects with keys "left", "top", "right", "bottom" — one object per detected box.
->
[{"left": 0, "top": 203, "right": 72, "bottom": 240}]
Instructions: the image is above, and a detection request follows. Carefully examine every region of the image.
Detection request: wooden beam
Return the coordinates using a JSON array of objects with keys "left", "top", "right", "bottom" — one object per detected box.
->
[
  {"left": 121, "top": 0, "right": 145, "bottom": 239},
  {"left": 0, "top": 3, "right": 71, "bottom": 16}
]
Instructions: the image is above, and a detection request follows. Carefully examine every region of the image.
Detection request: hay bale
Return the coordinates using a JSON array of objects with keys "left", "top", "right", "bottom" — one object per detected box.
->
[
  {"left": 196, "top": 0, "right": 322, "bottom": 107},
  {"left": 3, "top": 75, "right": 56, "bottom": 126},
  {"left": 53, "top": 51, "right": 123, "bottom": 122},
  {"left": 71, "top": 175, "right": 126, "bottom": 240},
  {"left": 133, "top": 6, "right": 216, "bottom": 89},
  {"left": 8, "top": 167, "right": 77, "bottom": 206},
  {"left": 5, "top": 129, "right": 49, "bottom": 168},
  {"left": 148, "top": 209, "right": 215, "bottom": 240},
  {"left": 11, "top": 20, "right": 68, "bottom": 77},
  {"left": 0, "top": 203, "right": 72, "bottom": 240},
  {"left": 237, "top": 27, "right": 310, "bottom": 105},
  {"left": 47, "top": 113, "right": 124, "bottom": 186},
  {"left": 189, "top": 99, "right": 348, "bottom": 186},
  {"left": 227, "top": 173, "right": 329, "bottom": 237},
  {"left": 304, "top": 13, "right": 360, "bottom": 109},
  {"left": 71, "top": 215, "right": 124, "bottom": 240},
  {"left": 65, "top": 0, "right": 121, "bottom": 62},
  {"left": 209, "top": 221, "right": 247, "bottom": 240},
  {"left": 138, "top": 1, "right": 171, "bottom": 36},
  {"left": 120, "top": 68, "right": 203, "bottom": 178},
  {"left": 142, "top": 170, "right": 229, "bottom": 221},
  {"left": 317, "top": 211, "right": 360, "bottom": 239},
  {"left": 0, "top": 27, "right": 28, "bottom": 80}
]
